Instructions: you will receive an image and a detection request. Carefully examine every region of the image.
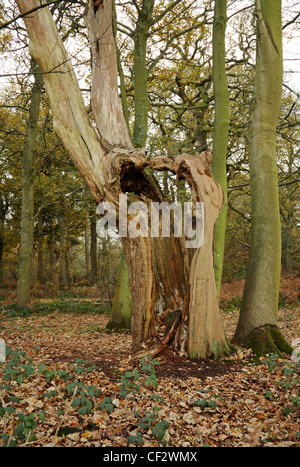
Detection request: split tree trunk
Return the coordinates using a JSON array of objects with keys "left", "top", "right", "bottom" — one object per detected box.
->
[
  {"left": 16, "top": 0, "right": 231, "bottom": 359},
  {"left": 233, "top": 0, "right": 293, "bottom": 356},
  {"left": 109, "top": 0, "right": 155, "bottom": 331}
]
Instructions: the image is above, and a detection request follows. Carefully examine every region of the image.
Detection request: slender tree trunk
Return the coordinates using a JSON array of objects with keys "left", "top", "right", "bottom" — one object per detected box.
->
[
  {"left": 281, "top": 216, "right": 293, "bottom": 272},
  {"left": 84, "top": 215, "right": 91, "bottom": 279},
  {"left": 58, "top": 197, "right": 71, "bottom": 288},
  {"left": 106, "top": 249, "right": 133, "bottom": 331},
  {"left": 90, "top": 212, "right": 98, "bottom": 283},
  {"left": 212, "top": 0, "right": 229, "bottom": 298},
  {"left": 37, "top": 212, "right": 44, "bottom": 284},
  {"left": 17, "top": 60, "right": 43, "bottom": 307},
  {"left": 233, "top": 0, "right": 293, "bottom": 356},
  {"left": 112, "top": 0, "right": 131, "bottom": 133},
  {"left": 49, "top": 227, "right": 56, "bottom": 280},
  {"left": 0, "top": 233, "right": 3, "bottom": 287},
  {"left": 0, "top": 197, "right": 7, "bottom": 287},
  {"left": 133, "top": 0, "right": 154, "bottom": 148}
]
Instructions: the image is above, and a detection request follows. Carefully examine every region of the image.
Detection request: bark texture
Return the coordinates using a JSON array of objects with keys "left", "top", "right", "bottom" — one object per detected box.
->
[
  {"left": 0, "top": 197, "right": 8, "bottom": 286},
  {"left": 132, "top": 0, "right": 155, "bottom": 148},
  {"left": 16, "top": 0, "right": 231, "bottom": 359},
  {"left": 17, "top": 60, "right": 43, "bottom": 307},
  {"left": 212, "top": 0, "right": 229, "bottom": 298},
  {"left": 233, "top": 0, "right": 291, "bottom": 355},
  {"left": 106, "top": 250, "right": 133, "bottom": 331}
]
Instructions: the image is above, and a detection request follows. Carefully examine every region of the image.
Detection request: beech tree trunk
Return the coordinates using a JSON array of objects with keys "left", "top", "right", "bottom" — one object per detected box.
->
[
  {"left": 37, "top": 212, "right": 44, "bottom": 284},
  {"left": 233, "top": 0, "right": 293, "bottom": 356},
  {"left": 16, "top": 0, "right": 231, "bottom": 359},
  {"left": 17, "top": 60, "right": 43, "bottom": 307},
  {"left": 132, "top": 0, "right": 155, "bottom": 148},
  {"left": 84, "top": 215, "right": 91, "bottom": 279},
  {"left": 0, "top": 196, "right": 7, "bottom": 287},
  {"left": 106, "top": 249, "right": 133, "bottom": 331},
  {"left": 90, "top": 212, "right": 98, "bottom": 283},
  {"left": 212, "top": 0, "right": 229, "bottom": 298}
]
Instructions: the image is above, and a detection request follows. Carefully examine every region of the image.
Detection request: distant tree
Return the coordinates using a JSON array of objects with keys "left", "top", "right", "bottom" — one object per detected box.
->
[
  {"left": 17, "top": 60, "right": 43, "bottom": 306},
  {"left": 212, "top": 0, "right": 229, "bottom": 297}
]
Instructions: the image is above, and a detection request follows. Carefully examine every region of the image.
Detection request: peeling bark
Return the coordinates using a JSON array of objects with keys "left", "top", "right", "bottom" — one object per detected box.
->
[{"left": 84, "top": 0, "right": 133, "bottom": 149}]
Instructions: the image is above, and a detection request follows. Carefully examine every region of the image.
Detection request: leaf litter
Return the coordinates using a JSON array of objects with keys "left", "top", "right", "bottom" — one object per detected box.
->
[{"left": 0, "top": 294, "right": 299, "bottom": 448}]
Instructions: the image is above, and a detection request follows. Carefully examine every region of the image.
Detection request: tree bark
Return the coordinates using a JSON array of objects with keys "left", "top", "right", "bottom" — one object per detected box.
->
[
  {"left": 232, "top": 0, "right": 293, "bottom": 356},
  {"left": 212, "top": 0, "right": 229, "bottom": 298},
  {"left": 132, "top": 0, "right": 155, "bottom": 148},
  {"left": 16, "top": 0, "right": 231, "bottom": 359},
  {"left": 84, "top": 0, "right": 133, "bottom": 149},
  {"left": 90, "top": 212, "right": 98, "bottom": 283},
  {"left": 0, "top": 197, "right": 8, "bottom": 287},
  {"left": 106, "top": 249, "right": 133, "bottom": 331},
  {"left": 84, "top": 215, "right": 91, "bottom": 279},
  {"left": 37, "top": 212, "right": 44, "bottom": 284},
  {"left": 109, "top": 0, "right": 155, "bottom": 330},
  {"left": 17, "top": 60, "right": 43, "bottom": 307},
  {"left": 58, "top": 197, "right": 71, "bottom": 288}
]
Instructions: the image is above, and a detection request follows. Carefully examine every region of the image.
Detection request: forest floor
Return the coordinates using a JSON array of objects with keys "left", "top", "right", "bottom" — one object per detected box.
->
[{"left": 0, "top": 274, "right": 299, "bottom": 448}]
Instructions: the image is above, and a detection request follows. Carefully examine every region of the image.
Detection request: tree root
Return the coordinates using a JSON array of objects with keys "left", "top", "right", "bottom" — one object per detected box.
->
[
  {"left": 133, "top": 314, "right": 180, "bottom": 360},
  {"left": 245, "top": 324, "right": 294, "bottom": 357}
]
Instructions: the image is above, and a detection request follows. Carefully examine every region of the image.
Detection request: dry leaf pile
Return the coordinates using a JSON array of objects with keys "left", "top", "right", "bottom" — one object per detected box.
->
[{"left": 0, "top": 298, "right": 299, "bottom": 448}]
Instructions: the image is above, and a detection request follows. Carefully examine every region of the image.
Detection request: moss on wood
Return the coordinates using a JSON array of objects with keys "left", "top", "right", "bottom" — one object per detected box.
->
[{"left": 246, "top": 324, "right": 294, "bottom": 357}]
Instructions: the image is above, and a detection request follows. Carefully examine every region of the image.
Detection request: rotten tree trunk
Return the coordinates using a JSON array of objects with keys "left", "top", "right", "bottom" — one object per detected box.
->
[{"left": 16, "top": 0, "right": 231, "bottom": 359}]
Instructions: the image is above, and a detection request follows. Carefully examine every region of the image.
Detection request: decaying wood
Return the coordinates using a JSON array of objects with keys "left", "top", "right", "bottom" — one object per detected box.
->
[
  {"left": 84, "top": 0, "right": 133, "bottom": 149},
  {"left": 16, "top": 0, "right": 231, "bottom": 359},
  {"left": 133, "top": 312, "right": 181, "bottom": 360}
]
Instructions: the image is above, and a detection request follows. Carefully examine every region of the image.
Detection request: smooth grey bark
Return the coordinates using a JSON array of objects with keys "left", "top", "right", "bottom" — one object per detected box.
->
[
  {"left": 212, "top": 0, "right": 229, "bottom": 298},
  {"left": 90, "top": 212, "right": 98, "bottom": 283},
  {"left": 84, "top": 215, "right": 91, "bottom": 278},
  {"left": 0, "top": 196, "right": 8, "bottom": 286},
  {"left": 17, "top": 60, "right": 43, "bottom": 306},
  {"left": 37, "top": 212, "right": 44, "bottom": 284},
  {"left": 132, "top": 0, "right": 155, "bottom": 148},
  {"left": 233, "top": 0, "right": 293, "bottom": 356}
]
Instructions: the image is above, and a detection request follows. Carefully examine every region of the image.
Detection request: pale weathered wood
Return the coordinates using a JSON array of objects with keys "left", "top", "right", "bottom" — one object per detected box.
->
[
  {"left": 84, "top": 0, "right": 133, "bottom": 149},
  {"left": 16, "top": 0, "right": 106, "bottom": 203},
  {"left": 16, "top": 0, "right": 231, "bottom": 359}
]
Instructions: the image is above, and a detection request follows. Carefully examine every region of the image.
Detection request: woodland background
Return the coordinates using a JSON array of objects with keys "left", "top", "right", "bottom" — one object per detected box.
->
[
  {"left": 0, "top": 0, "right": 299, "bottom": 448},
  {"left": 0, "top": 0, "right": 299, "bottom": 295}
]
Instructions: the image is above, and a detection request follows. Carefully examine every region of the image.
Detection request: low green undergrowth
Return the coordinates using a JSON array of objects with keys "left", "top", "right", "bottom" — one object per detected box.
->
[
  {"left": 263, "top": 353, "right": 300, "bottom": 417},
  {"left": 2, "top": 299, "right": 111, "bottom": 318},
  {"left": 0, "top": 349, "right": 169, "bottom": 447}
]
